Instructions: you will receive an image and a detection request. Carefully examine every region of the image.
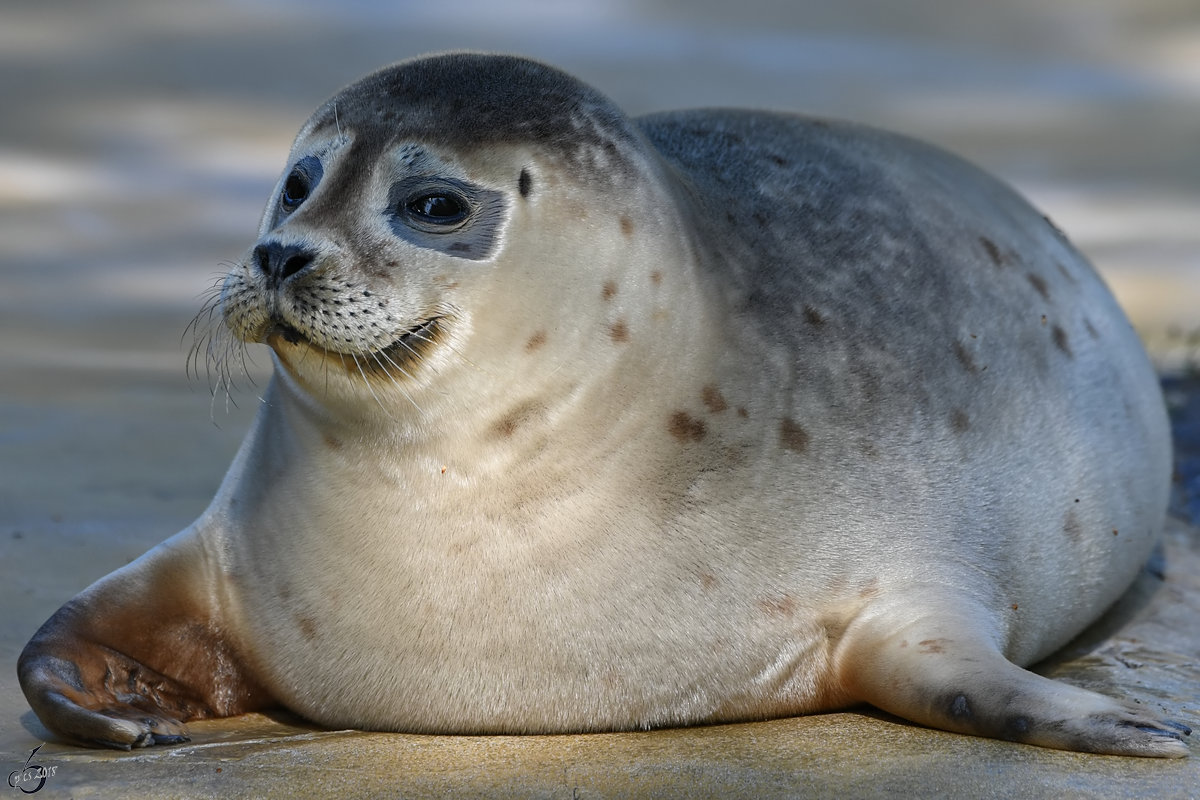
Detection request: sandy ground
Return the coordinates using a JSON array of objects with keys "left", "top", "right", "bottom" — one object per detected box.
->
[{"left": 2, "top": 1, "right": 1198, "bottom": 796}]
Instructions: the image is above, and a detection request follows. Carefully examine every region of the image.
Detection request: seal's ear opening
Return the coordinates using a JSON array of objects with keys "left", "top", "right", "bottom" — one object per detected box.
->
[{"left": 519, "top": 168, "right": 533, "bottom": 198}]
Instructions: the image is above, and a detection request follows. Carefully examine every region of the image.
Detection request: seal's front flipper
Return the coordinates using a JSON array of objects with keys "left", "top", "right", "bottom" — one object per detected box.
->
[
  {"left": 17, "top": 534, "right": 270, "bottom": 749},
  {"left": 836, "top": 597, "right": 1191, "bottom": 758}
]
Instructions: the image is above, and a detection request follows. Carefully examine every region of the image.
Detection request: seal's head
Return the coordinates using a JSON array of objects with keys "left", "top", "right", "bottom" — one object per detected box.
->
[{"left": 218, "top": 53, "right": 689, "bottom": 423}]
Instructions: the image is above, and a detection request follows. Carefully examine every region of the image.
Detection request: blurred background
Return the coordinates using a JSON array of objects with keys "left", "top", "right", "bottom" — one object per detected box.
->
[{"left": 1, "top": 0, "right": 1198, "bottom": 583}]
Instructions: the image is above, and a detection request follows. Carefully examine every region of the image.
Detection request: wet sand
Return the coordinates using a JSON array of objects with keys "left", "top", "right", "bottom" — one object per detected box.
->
[{"left": 2, "top": 1, "right": 1197, "bottom": 795}]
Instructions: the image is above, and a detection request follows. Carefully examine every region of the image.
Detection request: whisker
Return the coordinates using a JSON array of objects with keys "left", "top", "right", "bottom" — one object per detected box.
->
[
  {"left": 350, "top": 352, "right": 397, "bottom": 421},
  {"left": 371, "top": 348, "right": 425, "bottom": 414}
]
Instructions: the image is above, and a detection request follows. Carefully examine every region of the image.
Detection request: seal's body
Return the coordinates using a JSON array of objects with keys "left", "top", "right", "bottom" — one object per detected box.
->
[{"left": 19, "top": 54, "right": 1189, "bottom": 757}]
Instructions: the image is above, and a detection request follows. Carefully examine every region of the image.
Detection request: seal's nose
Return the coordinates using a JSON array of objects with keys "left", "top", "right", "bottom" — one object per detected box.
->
[{"left": 254, "top": 241, "right": 314, "bottom": 283}]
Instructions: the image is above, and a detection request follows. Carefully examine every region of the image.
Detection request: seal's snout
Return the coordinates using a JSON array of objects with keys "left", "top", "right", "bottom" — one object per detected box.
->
[{"left": 254, "top": 241, "right": 315, "bottom": 285}]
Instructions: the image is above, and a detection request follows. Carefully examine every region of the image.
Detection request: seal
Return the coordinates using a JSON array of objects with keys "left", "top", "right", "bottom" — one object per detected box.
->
[{"left": 18, "top": 53, "right": 1190, "bottom": 757}]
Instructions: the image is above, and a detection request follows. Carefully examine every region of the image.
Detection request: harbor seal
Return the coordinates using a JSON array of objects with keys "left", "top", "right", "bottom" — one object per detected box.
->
[{"left": 18, "top": 53, "right": 1190, "bottom": 757}]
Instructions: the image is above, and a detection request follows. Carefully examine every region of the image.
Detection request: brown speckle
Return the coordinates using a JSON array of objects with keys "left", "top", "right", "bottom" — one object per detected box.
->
[
  {"left": 758, "top": 595, "right": 796, "bottom": 617},
  {"left": 1052, "top": 325, "right": 1073, "bottom": 357},
  {"left": 1113, "top": 529, "right": 1119, "bottom": 536},
  {"left": 858, "top": 579, "right": 881, "bottom": 599},
  {"left": 668, "top": 411, "right": 707, "bottom": 442},
  {"left": 702, "top": 385, "right": 728, "bottom": 414},
  {"left": 620, "top": 215, "right": 634, "bottom": 237},
  {"left": 953, "top": 340, "right": 979, "bottom": 374},
  {"left": 1011, "top": 603, "right": 1019, "bottom": 611},
  {"left": 1040, "top": 315, "right": 1047, "bottom": 326},
  {"left": 323, "top": 433, "right": 343, "bottom": 450},
  {"left": 736, "top": 407, "right": 749, "bottom": 419},
  {"left": 780, "top": 417, "right": 809, "bottom": 452},
  {"left": 297, "top": 616, "right": 318, "bottom": 641},
  {"left": 980, "top": 236, "right": 1004, "bottom": 266},
  {"left": 700, "top": 572, "right": 718, "bottom": 592},
  {"left": 609, "top": 319, "right": 630, "bottom": 343},
  {"left": 1026, "top": 272, "right": 1050, "bottom": 300},
  {"left": 1064, "top": 508, "right": 1083, "bottom": 542},
  {"left": 917, "top": 638, "right": 949, "bottom": 654},
  {"left": 803, "top": 305, "right": 826, "bottom": 327},
  {"left": 951, "top": 409, "right": 970, "bottom": 433},
  {"left": 602, "top": 281, "right": 618, "bottom": 301},
  {"left": 650, "top": 271, "right": 662, "bottom": 286},
  {"left": 492, "top": 401, "right": 543, "bottom": 438},
  {"left": 525, "top": 329, "right": 547, "bottom": 352}
]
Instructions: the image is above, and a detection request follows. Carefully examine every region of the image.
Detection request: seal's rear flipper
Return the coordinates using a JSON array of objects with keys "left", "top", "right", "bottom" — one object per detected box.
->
[
  {"left": 836, "top": 596, "right": 1191, "bottom": 758},
  {"left": 17, "top": 534, "right": 271, "bottom": 749}
]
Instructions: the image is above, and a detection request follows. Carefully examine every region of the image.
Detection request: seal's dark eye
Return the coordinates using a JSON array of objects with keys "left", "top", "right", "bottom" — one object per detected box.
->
[
  {"left": 282, "top": 172, "right": 309, "bottom": 211},
  {"left": 407, "top": 193, "right": 468, "bottom": 225}
]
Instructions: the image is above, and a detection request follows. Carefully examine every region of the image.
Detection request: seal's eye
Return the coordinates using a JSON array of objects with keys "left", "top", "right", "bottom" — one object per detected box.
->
[
  {"left": 282, "top": 172, "right": 310, "bottom": 211},
  {"left": 279, "top": 156, "right": 322, "bottom": 214},
  {"left": 406, "top": 193, "right": 468, "bottom": 226}
]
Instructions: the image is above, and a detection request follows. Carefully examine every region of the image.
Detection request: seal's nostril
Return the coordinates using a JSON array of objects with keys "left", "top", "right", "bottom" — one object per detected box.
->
[
  {"left": 280, "top": 253, "right": 312, "bottom": 280},
  {"left": 254, "top": 241, "right": 314, "bottom": 282},
  {"left": 254, "top": 244, "right": 272, "bottom": 275}
]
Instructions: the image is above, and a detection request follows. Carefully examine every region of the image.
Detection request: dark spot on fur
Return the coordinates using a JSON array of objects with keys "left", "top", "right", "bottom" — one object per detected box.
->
[
  {"left": 918, "top": 638, "right": 949, "bottom": 654},
  {"left": 1084, "top": 318, "right": 1099, "bottom": 340},
  {"left": 803, "top": 305, "right": 826, "bottom": 327},
  {"left": 951, "top": 409, "right": 970, "bottom": 433},
  {"left": 949, "top": 693, "right": 971, "bottom": 720},
  {"left": 953, "top": 340, "right": 979, "bottom": 374},
  {"left": 1052, "top": 325, "right": 1073, "bottom": 357},
  {"left": 980, "top": 236, "right": 1004, "bottom": 266},
  {"left": 297, "top": 616, "right": 318, "bottom": 641},
  {"left": 1063, "top": 508, "right": 1083, "bottom": 542},
  {"left": 323, "top": 433, "right": 343, "bottom": 450},
  {"left": 1026, "top": 272, "right": 1050, "bottom": 300},
  {"left": 758, "top": 595, "right": 796, "bottom": 617},
  {"left": 602, "top": 281, "right": 617, "bottom": 301},
  {"left": 737, "top": 407, "right": 749, "bottom": 419},
  {"left": 1005, "top": 715, "right": 1031, "bottom": 738},
  {"left": 518, "top": 168, "right": 532, "bottom": 198},
  {"left": 702, "top": 385, "right": 728, "bottom": 414},
  {"left": 620, "top": 215, "right": 634, "bottom": 237},
  {"left": 650, "top": 271, "right": 662, "bottom": 286},
  {"left": 1113, "top": 528, "right": 1119, "bottom": 537},
  {"left": 700, "top": 572, "right": 718, "bottom": 591},
  {"left": 779, "top": 418, "right": 809, "bottom": 452},
  {"left": 492, "top": 401, "right": 543, "bottom": 438},
  {"left": 525, "top": 330, "right": 547, "bottom": 352},
  {"left": 668, "top": 411, "right": 706, "bottom": 442},
  {"left": 609, "top": 319, "right": 630, "bottom": 343},
  {"left": 1055, "top": 260, "right": 1076, "bottom": 283}
]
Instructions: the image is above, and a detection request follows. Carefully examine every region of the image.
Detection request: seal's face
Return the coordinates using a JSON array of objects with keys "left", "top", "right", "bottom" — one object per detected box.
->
[
  {"left": 221, "top": 130, "right": 515, "bottom": 396},
  {"left": 217, "top": 54, "right": 659, "bottom": 418}
]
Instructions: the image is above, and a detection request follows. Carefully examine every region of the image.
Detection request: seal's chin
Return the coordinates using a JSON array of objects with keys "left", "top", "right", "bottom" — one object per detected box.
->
[{"left": 265, "top": 317, "right": 442, "bottom": 380}]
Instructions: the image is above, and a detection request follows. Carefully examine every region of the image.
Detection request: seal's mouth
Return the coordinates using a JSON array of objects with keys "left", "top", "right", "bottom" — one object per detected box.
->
[{"left": 266, "top": 316, "right": 442, "bottom": 379}]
